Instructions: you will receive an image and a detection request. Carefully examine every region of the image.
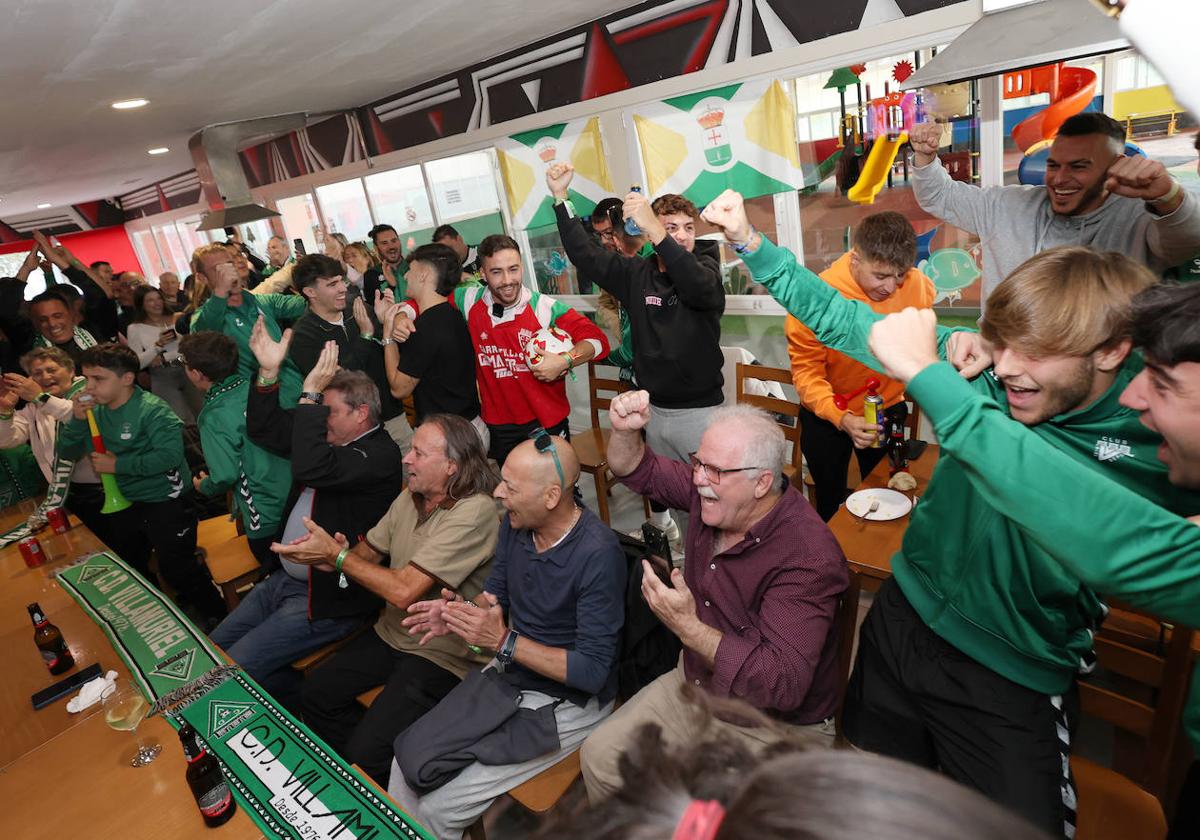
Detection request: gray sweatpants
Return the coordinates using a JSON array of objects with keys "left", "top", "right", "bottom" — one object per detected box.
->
[
  {"left": 387, "top": 692, "right": 612, "bottom": 839},
  {"left": 645, "top": 404, "right": 717, "bottom": 464}
]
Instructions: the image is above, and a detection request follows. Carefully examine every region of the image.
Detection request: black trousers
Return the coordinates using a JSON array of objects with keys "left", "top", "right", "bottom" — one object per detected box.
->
[
  {"left": 799, "top": 403, "right": 906, "bottom": 521},
  {"left": 301, "top": 628, "right": 462, "bottom": 785},
  {"left": 66, "top": 482, "right": 118, "bottom": 550},
  {"left": 844, "top": 577, "right": 1079, "bottom": 839},
  {"left": 103, "top": 495, "right": 226, "bottom": 625},
  {"left": 487, "top": 416, "right": 569, "bottom": 467}
]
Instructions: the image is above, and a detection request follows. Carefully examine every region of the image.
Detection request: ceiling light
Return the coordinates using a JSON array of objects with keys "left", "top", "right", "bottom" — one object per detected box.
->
[
  {"left": 111, "top": 98, "right": 149, "bottom": 110},
  {"left": 147, "top": 147, "right": 169, "bottom": 155},
  {"left": 37, "top": 203, "right": 52, "bottom": 209}
]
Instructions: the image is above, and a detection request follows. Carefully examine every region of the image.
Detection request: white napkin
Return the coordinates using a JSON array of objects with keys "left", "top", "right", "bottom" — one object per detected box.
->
[{"left": 67, "top": 670, "right": 118, "bottom": 713}]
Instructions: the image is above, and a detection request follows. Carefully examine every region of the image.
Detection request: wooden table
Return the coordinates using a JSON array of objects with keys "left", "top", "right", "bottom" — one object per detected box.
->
[
  {"left": 827, "top": 446, "right": 939, "bottom": 692},
  {"left": 0, "top": 500, "right": 262, "bottom": 837},
  {"left": 828, "top": 444, "right": 939, "bottom": 583}
]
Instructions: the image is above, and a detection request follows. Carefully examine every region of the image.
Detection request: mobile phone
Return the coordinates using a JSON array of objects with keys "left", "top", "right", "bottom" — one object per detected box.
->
[
  {"left": 293, "top": 238, "right": 306, "bottom": 256},
  {"left": 642, "top": 523, "right": 673, "bottom": 587},
  {"left": 32, "top": 662, "right": 102, "bottom": 709}
]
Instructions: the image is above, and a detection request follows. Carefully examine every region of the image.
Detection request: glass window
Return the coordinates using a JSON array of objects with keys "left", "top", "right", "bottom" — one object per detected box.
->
[
  {"left": 424, "top": 151, "right": 503, "bottom": 223},
  {"left": 226, "top": 220, "right": 274, "bottom": 268},
  {"left": 276, "top": 193, "right": 321, "bottom": 258},
  {"left": 131, "top": 229, "right": 169, "bottom": 280},
  {"left": 364, "top": 165, "right": 436, "bottom": 250},
  {"left": 152, "top": 222, "right": 190, "bottom": 277},
  {"left": 1001, "top": 58, "right": 1104, "bottom": 185},
  {"left": 174, "top": 216, "right": 214, "bottom": 271},
  {"left": 315, "top": 178, "right": 374, "bottom": 241},
  {"left": 794, "top": 51, "right": 985, "bottom": 310},
  {"left": 526, "top": 222, "right": 580, "bottom": 294}
]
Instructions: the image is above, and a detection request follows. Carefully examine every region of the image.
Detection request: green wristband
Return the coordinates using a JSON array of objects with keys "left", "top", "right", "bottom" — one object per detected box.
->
[{"left": 335, "top": 547, "right": 350, "bottom": 573}]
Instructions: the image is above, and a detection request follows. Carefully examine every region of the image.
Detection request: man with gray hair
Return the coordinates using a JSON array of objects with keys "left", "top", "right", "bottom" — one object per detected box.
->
[{"left": 579, "top": 390, "right": 847, "bottom": 802}]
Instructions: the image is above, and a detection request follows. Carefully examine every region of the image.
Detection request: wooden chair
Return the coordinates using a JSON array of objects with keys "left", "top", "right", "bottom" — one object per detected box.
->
[
  {"left": 466, "top": 750, "right": 583, "bottom": 840},
  {"left": 197, "top": 514, "right": 239, "bottom": 549},
  {"left": 201, "top": 536, "right": 262, "bottom": 610},
  {"left": 734, "top": 363, "right": 803, "bottom": 490},
  {"left": 1073, "top": 604, "right": 1196, "bottom": 839},
  {"left": 833, "top": 569, "right": 864, "bottom": 744},
  {"left": 291, "top": 625, "right": 368, "bottom": 675},
  {"left": 574, "top": 361, "right": 649, "bottom": 525}
]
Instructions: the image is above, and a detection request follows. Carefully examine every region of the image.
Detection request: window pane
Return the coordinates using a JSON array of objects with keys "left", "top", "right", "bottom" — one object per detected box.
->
[
  {"left": 175, "top": 216, "right": 212, "bottom": 270},
  {"left": 527, "top": 222, "right": 580, "bottom": 294},
  {"left": 132, "top": 230, "right": 168, "bottom": 280},
  {"left": 276, "top": 193, "right": 321, "bottom": 258},
  {"left": 153, "top": 223, "right": 190, "bottom": 277},
  {"left": 363, "top": 166, "right": 436, "bottom": 245},
  {"left": 315, "top": 178, "right": 374, "bottom": 241},
  {"left": 794, "top": 53, "right": 984, "bottom": 311},
  {"left": 424, "top": 150, "right": 501, "bottom": 222},
  {"left": 226, "top": 220, "right": 274, "bottom": 267}
]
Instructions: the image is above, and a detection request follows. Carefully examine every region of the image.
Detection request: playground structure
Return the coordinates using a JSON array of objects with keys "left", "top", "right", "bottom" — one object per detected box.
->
[{"left": 1006, "top": 62, "right": 1098, "bottom": 185}]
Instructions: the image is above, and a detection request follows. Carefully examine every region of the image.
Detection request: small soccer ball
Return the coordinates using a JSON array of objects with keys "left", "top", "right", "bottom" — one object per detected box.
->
[{"left": 524, "top": 326, "right": 574, "bottom": 366}]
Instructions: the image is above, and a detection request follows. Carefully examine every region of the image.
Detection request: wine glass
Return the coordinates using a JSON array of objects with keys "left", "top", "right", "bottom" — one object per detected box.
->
[{"left": 102, "top": 685, "right": 162, "bottom": 767}]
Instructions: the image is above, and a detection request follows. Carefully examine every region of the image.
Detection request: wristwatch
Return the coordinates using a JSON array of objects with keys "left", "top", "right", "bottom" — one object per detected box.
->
[
  {"left": 36, "top": 392, "right": 52, "bottom": 404},
  {"left": 300, "top": 391, "right": 324, "bottom": 404},
  {"left": 495, "top": 629, "right": 519, "bottom": 670}
]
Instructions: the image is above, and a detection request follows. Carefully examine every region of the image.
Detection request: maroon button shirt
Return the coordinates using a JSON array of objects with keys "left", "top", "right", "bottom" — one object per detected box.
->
[{"left": 622, "top": 447, "right": 848, "bottom": 724}]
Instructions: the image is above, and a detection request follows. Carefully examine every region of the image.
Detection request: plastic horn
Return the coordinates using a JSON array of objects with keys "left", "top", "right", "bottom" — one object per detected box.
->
[
  {"left": 833, "top": 377, "right": 882, "bottom": 411},
  {"left": 86, "top": 407, "right": 132, "bottom": 514}
]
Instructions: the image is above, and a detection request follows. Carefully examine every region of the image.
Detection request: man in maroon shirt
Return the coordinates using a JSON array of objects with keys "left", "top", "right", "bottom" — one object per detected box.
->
[{"left": 579, "top": 390, "right": 847, "bottom": 801}]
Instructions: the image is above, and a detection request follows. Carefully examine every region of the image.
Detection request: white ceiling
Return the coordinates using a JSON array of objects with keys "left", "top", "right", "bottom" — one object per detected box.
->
[{"left": 0, "top": 0, "right": 640, "bottom": 218}]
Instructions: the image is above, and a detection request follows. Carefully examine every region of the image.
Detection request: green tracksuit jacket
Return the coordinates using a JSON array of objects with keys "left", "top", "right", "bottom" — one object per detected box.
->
[
  {"left": 910, "top": 360, "right": 1200, "bottom": 754},
  {"left": 742, "top": 237, "right": 1199, "bottom": 695},
  {"left": 191, "top": 293, "right": 307, "bottom": 406},
  {"left": 57, "top": 388, "right": 191, "bottom": 503},
  {"left": 195, "top": 375, "right": 290, "bottom": 539}
]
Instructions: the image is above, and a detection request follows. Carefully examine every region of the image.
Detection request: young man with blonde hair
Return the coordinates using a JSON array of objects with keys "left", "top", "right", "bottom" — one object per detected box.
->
[
  {"left": 788, "top": 211, "right": 935, "bottom": 520},
  {"left": 700, "top": 188, "right": 1200, "bottom": 838}
]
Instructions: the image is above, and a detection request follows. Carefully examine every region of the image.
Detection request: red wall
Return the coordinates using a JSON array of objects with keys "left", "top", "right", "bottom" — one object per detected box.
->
[{"left": 0, "top": 226, "right": 141, "bottom": 274}]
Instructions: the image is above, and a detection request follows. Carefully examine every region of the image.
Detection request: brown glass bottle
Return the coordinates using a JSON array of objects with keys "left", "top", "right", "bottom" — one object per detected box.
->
[
  {"left": 178, "top": 724, "right": 235, "bottom": 827},
  {"left": 27, "top": 602, "right": 74, "bottom": 675}
]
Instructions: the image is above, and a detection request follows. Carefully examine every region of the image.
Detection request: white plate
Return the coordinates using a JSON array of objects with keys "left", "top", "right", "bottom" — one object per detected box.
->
[{"left": 845, "top": 488, "right": 913, "bottom": 522}]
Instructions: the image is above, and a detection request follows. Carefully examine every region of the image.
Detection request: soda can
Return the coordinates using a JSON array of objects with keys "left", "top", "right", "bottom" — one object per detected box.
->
[
  {"left": 46, "top": 507, "right": 70, "bottom": 534},
  {"left": 19, "top": 536, "right": 45, "bottom": 568},
  {"left": 863, "top": 393, "right": 885, "bottom": 449}
]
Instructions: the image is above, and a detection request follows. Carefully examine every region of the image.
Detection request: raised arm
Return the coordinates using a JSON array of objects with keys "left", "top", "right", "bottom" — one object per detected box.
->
[{"left": 548, "top": 163, "right": 634, "bottom": 301}]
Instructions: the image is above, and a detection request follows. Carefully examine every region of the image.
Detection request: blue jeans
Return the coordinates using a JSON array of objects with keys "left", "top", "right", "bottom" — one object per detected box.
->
[{"left": 210, "top": 572, "right": 362, "bottom": 702}]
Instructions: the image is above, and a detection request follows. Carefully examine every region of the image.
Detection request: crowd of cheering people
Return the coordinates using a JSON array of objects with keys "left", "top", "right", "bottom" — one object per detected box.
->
[{"left": 0, "top": 112, "right": 1199, "bottom": 839}]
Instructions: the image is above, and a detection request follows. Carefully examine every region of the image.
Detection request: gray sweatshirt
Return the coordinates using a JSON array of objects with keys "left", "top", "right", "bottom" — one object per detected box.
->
[{"left": 912, "top": 157, "right": 1200, "bottom": 309}]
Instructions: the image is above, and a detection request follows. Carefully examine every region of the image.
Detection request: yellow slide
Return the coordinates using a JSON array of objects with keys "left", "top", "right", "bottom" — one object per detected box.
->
[{"left": 847, "top": 132, "right": 908, "bottom": 205}]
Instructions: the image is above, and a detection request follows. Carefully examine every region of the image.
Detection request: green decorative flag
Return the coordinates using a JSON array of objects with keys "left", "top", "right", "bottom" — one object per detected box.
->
[
  {"left": 57, "top": 552, "right": 433, "bottom": 839},
  {"left": 631, "top": 79, "right": 804, "bottom": 207},
  {"left": 497, "top": 117, "right": 614, "bottom": 229}
]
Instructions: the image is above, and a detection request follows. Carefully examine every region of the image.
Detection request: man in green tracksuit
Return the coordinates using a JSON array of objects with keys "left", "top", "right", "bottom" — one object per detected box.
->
[
  {"left": 179, "top": 331, "right": 291, "bottom": 569},
  {"left": 866, "top": 283, "right": 1200, "bottom": 840},
  {"left": 700, "top": 190, "right": 1200, "bottom": 837},
  {"left": 190, "top": 243, "right": 307, "bottom": 406},
  {"left": 58, "top": 344, "right": 226, "bottom": 626}
]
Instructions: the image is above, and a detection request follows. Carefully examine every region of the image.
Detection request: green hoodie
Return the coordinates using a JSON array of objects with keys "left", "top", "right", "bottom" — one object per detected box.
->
[
  {"left": 192, "top": 292, "right": 307, "bottom": 406},
  {"left": 195, "top": 375, "right": 291, "bottom": 539},
  {"left": 57, "top": 387, "right": 191, "bottom": 503},
  {"left": 742, "top": 238, "right": 1199, "bottom": 694},
  {"left": 907, "top": 360, "right": 1200, "bottom": 755}
]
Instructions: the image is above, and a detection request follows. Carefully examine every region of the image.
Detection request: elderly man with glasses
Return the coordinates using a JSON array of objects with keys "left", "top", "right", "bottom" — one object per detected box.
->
[{"left": 578, "top": 390, "right": 848, "bottom": 803}]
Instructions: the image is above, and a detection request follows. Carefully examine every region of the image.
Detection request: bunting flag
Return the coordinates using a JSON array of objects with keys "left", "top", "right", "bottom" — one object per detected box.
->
[
  {"left": 496, "top": 117, "right": 614, "bottom": 229},
  {"left": 631, "top": 79, "right": 803, "bottom": 207}
]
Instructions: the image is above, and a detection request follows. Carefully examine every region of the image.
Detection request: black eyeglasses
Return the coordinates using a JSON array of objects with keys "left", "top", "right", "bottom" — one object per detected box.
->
[
  {"left": 688, "top": 452, "right": 764, "bottom": 485},
  {"left": 530, "top": 427, "right": 566, "bottom": 488}
]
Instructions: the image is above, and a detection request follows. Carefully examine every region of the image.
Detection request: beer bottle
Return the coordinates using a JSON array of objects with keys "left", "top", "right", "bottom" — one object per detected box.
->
[
  {"left": 28, "top": 602, "right": 74, "bottom": 675},
  {"left": 178, "top": 724, "right": 236, "bottom": 828}
]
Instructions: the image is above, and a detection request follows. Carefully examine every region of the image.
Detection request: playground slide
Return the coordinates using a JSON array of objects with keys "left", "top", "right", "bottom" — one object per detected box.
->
[
  {"left": 847, "top": 132, "right": 907, "bottom": 205},
  {"left": 1012, "top": 66, "right": 1098, "bottom": 152}
]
